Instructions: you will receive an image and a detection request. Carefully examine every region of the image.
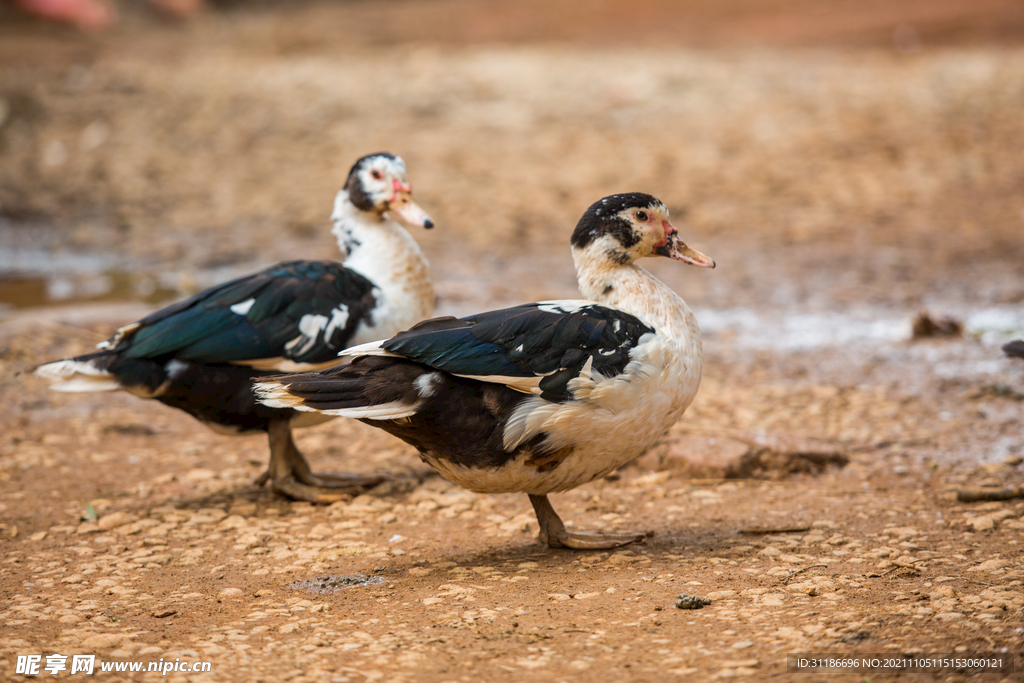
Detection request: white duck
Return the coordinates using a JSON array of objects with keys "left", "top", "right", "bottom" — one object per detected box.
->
[
  {"left": 256, "top": 193, "right": 714, "bottom": 547},
  {"left": 34, "top": 152, "right": 435, "bottom": 503}
]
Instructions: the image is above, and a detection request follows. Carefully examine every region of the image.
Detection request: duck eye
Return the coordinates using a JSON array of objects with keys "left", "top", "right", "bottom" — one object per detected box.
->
[
  {"left": 635, "top": 210, "right": 648, "bottom": 222},
  {"left": 371, "top": 169, "right": 383, "bottom": 180}
]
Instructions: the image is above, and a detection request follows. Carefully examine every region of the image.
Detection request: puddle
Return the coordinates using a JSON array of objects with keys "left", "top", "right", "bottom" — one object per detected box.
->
[
  {"left": 284, "top": 574, "right": 384, "bottom": 594},
  {"left": 696, "top": 306, "right": 1024, "bottom": 351},
  {"left": 0, "top": 268, "right": 182, "bottom": 310},
  {"left": 0, "top": 217, "right": 189, "bottom": 310}
]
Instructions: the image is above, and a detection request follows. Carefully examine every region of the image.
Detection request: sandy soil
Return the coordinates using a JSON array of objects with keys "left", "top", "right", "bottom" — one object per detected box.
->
[{"left": 2, "top": 1, "right": 1024, "bottom": 681}]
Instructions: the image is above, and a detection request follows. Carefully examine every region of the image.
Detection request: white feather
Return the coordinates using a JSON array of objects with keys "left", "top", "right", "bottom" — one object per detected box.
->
[
  {"left": 252, "top": 381, "right": 308, "bottom": 409},
  {"left": 34, "top": 360, "right": 120, "bottom": 393},
  {"left": 229, "top": 298, "right": 256, "bottom": 315},
  {"left": 254, "top": 379, "right": 420, "bottom": 419},
  {"left": 415, "top": 372, "right": 441, "bottom": 398},
  {"left": 317, "top": 402, "right": 420, "bottom": 419},
  {"left": 536, "top": 300, "right": 593, "bottom": 315},
  {"left": 338, "top": 339, "right": 395, "bottom": 359},
  {"left": 452, "top": 373, "right": 542, "bottom": 394},
  {"left": 285, "top": 314, "right": 330, "bottom": 357},
  {"left": 231, "top": 357, "right": 346, "bottom": 372},
  {"left": 165, "top": 359, "right": 190, "bottom": 379}
]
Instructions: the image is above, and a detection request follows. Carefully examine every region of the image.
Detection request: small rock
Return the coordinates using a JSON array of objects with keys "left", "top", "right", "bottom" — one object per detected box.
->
[
  {"left": 676, "top": 594, "right": 712, "bottom": 610},
  {"left": 654, "top": 435, "right": 750, "bottom": 477},
  {"left": 152, "top": 609, "right": 176, "bottom": 618},
  {"left": 967, "top": 516, "right": 996, "bottom": 532},
  {"left": 911, "top": 311, "right": 962, "bottom": 338},
  {"left": 705, "top": 590, "right": 737, "bottom": 600},
  {"left": 970, "top": 559, "right": 1011, "bottom": 572},
  {"left": 217, "top": 515, "right": 250, "bottom": 530},
  {"left": 219, "top": 588, "right": 244, "bottom": 598},
  {"left": 81, "top": 633, "right": 130, "bottom": 649},
  {"left": 97, "top": 511, "right": 136, "bottom": 530},
  {"left": 722, "top": 659, "right": 760, "bottom": 668},
  {"left": 184, "top": 468, "right": 217, "bottom": 481},
  {"left": 882, "top": 526, "right": 919, "bottom": 539}
]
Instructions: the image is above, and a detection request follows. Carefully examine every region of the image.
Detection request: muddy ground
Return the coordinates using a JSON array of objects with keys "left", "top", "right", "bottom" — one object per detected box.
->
[{"left": 2, "top": 1, "right": 1024, "bottom": 681}]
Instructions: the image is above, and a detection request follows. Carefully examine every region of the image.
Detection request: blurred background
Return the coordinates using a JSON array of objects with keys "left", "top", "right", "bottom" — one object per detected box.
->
[
  {"left": 1, "top": 0, "right": 1023, "bottom": 341},
  {"left": 4, "top": 4, "right": 1024, "bottom": 672}
]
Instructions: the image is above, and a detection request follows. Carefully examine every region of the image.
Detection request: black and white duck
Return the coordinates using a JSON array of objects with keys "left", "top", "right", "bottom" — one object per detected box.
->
[
  {"left": 34, "top": 152, "right": 435, "bottom": 503},
  {"left": 256, "top": 193, "right": 714, "bottom": 548}
]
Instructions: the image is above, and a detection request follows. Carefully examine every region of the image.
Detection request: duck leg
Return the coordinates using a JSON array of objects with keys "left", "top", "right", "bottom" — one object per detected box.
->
[
  {"left": 529, "top": 494, "right": 645, "bottom": 550},
  {"left": 257, "top": 420, "right": 384, "bottom": 503}
]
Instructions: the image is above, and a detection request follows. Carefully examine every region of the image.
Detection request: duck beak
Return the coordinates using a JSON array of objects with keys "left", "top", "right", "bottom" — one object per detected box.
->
[
  {"left": 387, "top": 190, "right": 435, "bottom": 229},
  {"left": 654, "top": 222, "right": 715, "bottom": 268}
]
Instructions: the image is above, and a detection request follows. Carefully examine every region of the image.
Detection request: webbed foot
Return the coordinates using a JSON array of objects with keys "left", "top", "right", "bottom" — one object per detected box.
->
[
  {"left": 260, "top": 421, "right": 385, "bottom": 503},
  {"left": 529, "top": 494, "right": 645, "bottom": 550}
]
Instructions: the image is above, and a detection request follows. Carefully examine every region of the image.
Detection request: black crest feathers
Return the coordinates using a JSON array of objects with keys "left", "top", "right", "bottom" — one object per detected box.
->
[
  {"left": 345, "top": 152, "right": 399, "bottom": 211},
  {"left": 570, "top": 193, "right": 663, "bottom": 251}
]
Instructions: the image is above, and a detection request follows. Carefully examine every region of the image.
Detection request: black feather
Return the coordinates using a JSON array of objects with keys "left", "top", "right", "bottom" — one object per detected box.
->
[
  {"left": 114, "top": 260, "right": 376, "bottom": 366},
  {"left": 570, "top": 193, "right": 663, "bottom": 251},
  {"left": 345, "top": 152, "right": 398, "bottom": 211},
  {"left": 272, "top": 357, "right": 534, "bottom": 470},
  {"left": 52, "top": 259, "right": 378, "bottom": 434},
  {"left": 379, "top": 302, "right": 654, "bottom": 402}
]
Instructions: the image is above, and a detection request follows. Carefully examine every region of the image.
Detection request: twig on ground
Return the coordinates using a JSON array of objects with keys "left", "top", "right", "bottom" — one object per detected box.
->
[
  {"left": 781, "top": 564, "right": 828, "bottom": 584},
  {"left": 879, "top": 557, "right": 940, "bottom": 578}
]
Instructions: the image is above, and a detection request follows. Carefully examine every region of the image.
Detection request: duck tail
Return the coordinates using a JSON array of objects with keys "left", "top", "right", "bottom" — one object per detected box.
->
[
  {"left": 32, "top": 351, "right": 122, "bottom": 392},
  {"left": 254, "top": 357, "right": 425, "bottom": 420}
]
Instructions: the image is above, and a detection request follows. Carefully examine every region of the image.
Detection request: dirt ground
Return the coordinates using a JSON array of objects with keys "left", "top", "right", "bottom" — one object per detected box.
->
[{"left": 2, "top": 1, "right": 1024, "bottom": 681}]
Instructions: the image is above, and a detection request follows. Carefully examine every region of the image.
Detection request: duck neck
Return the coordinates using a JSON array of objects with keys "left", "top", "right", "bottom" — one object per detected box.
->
[
  {"left": 572, "top": 245, "right": 698, "bottom": 345},
  {"left": 331, "top": 192, "right": 434, "bottom": 332}
]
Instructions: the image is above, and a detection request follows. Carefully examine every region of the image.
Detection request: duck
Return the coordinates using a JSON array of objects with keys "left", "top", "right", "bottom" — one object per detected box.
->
[
  {"left": 33, "top": 152, "right": 436, "bottom": 503},
  {"left": 256, "top": 193, "right": 715, "bottom": 549}
]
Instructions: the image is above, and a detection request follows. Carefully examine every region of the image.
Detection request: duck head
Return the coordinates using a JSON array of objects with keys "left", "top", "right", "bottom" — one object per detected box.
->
[
  {"left": 343, "top": 152, "right": 434, "bottom": 229},
  {"left": 570, "top": 193, "right": 714, "bottom": 268}
]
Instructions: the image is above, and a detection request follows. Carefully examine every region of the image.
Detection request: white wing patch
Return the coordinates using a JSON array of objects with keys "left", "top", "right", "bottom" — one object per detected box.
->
[
  {"left": 415, "top": 372, "right": 442, "bottom": 398},
  {"left": 230, "top": 298, "right": 256, "bottom": 316},
  {"left": 323, "top": 304, "right": 351, "bottom": 344},
  {"left": 165, "top": 359, "right": 190, "bottom": 379},
  {"left": 537, "top": 300, "right": 591, "bottom": 315},
  {"left": 285, "top": 314, "right": 329, "bottom": 357}
]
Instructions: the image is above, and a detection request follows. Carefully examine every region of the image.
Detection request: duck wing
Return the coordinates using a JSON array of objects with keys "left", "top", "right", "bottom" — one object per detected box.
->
[
  {"left": 106, "top": 260, "right": 377, "bottom": 370},
  {"left": 364, "top": 300, "right": 655, "bottom": 402}
]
